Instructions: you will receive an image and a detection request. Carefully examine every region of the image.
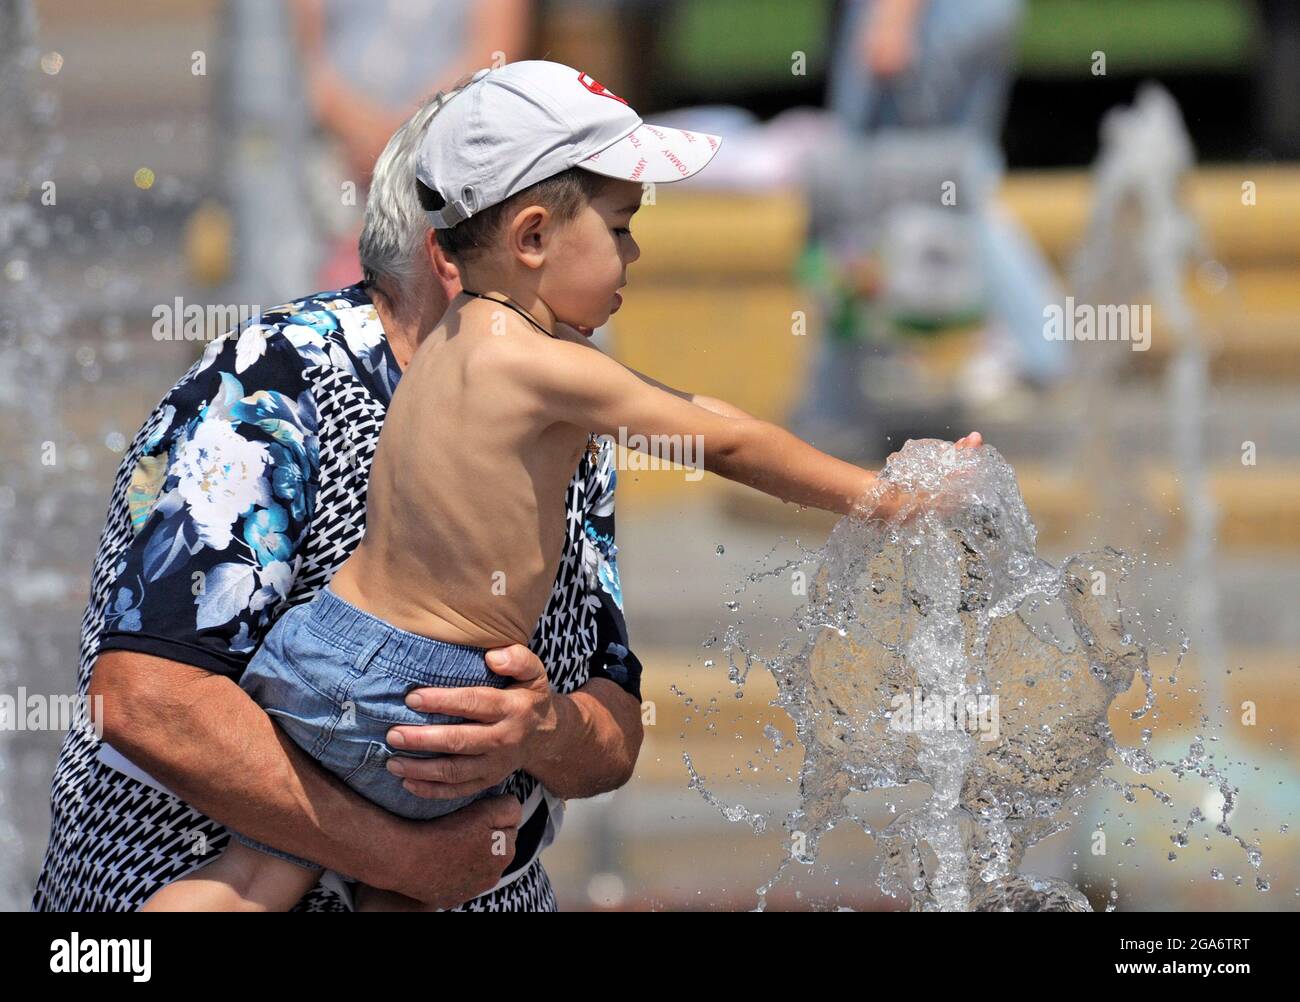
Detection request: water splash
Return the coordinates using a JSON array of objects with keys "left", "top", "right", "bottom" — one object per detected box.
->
[
  {"left": 0, "top": 0, "right": 67, "bottom": 910},
  {"left": 691, "top": 439, "right": 1266, "bottom": 911}
]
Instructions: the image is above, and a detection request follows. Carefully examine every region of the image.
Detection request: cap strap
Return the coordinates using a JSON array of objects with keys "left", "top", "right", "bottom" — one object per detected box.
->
[{"left": 429, "top": 198, "right": 470, "bottom": 228}]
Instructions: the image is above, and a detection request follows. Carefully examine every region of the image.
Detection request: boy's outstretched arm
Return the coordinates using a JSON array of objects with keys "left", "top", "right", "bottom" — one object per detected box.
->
[
  {"left": 601, "top": 363, "right": 983, "bottom": 500},
  {"left": 613, "top": 365, "right": 982, "bottom": 455},
  {"left": 512, "top": 336, "right": 895, "bottom": 517},
  {"left": 621, "top": 366, "right": 755, "bottom": 420},
  {"left": 558, "top": 329, "right": 753, "bottom": 420}
]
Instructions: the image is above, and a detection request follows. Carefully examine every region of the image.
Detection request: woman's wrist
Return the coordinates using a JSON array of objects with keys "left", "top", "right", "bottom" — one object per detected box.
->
[{"left": 524, "top": 689, "right": 572, "bottom": 785}]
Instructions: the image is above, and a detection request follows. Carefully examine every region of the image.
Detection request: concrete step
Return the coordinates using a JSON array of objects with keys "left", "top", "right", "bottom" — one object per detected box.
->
[
  {"left": 966, "top": 385, "right": 1300, "bottom": 462},
  {"left": 616, "top": 175, "right": 1300, "bottom": 410},
  {"left": 627, "top": 647, "right": 1300, "bottom": 790},
  {"left": 633, "top": 168, "right": 1300, "bottom": 282},
  {"left": 718, "top": 463, "right": 1300, "bottom": 550},
  {"left": 545, "top": 787, "right": 914, "bottom": 910},
  {"left": 611, "top": 449, "right": 1300, "bottom": 552},
  {"left": 609, "top": 276, "right": 1300, "bottom": 442},
  {"left": 999, "top": 167, "right": 1300, "bottom": 269},
  {"left": 613, "top": 497, "right": 1300, "bottom": 657}
]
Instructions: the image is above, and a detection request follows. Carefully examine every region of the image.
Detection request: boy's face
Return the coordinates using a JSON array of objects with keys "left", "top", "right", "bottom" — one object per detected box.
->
[{"left": 537, "top": 177, "right": 643, "bottom": 332}]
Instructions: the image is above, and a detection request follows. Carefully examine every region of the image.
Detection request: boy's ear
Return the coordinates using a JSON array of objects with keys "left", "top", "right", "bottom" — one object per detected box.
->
[
  {"left": 508, "top": 204, "right": 551, "bottom": 270},
  {"left": 427, "top": 230, "right": 460, "bottom": 287}
]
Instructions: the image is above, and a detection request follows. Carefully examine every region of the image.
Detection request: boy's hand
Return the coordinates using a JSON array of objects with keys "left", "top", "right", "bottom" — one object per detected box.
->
[
  {"left": 916, "top": 431, "right": 985, "bottom": 521},
  {"left": 853, "top": 431, "right": 984, "bottom": 524}
]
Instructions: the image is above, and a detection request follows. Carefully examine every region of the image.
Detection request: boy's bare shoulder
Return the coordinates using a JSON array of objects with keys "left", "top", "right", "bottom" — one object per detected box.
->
[
  {"left": 459, "top": 316, "right": 614, "bottom": 413},
  {"left": 473, "top": 318, "right": 607, "bottom": 369}
]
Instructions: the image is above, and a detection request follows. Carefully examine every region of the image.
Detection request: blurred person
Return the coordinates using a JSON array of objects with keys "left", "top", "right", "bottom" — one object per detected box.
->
[
  {"left": 292, "top": 0, "right": 533, "bottom": 288},
  {"left": 789, "top": 0, "right": 1067, "bottom": 453}
]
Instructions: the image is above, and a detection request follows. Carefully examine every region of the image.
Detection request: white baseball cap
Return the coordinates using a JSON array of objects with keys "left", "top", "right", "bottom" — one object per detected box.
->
[{"left": 415, "top": 60, "right": 722, "bottom": 229}]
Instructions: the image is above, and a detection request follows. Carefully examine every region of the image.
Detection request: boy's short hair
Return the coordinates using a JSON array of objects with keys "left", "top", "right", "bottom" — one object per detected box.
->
[{"left": 418, "top": 167, "right": 612, "bottom": 265}]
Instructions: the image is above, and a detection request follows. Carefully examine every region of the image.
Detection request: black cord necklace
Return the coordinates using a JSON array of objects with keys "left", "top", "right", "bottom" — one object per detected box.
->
[
  {"left": 460, "top": 289, "right": 556, "bottom": 338},
  {"left": 459, "top": 288, "right": 602, "bottom": 463}
]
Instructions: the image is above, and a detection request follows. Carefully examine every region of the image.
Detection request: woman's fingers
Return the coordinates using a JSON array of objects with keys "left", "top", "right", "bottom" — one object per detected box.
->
[
  {"left": 388, "top": 751, "right": 495, "bottom": 790},
  {"left": 386, "top": 719, "right": 498, "bottom": 755},
  {"left": 482, "top": 643, "right": 547, "bottom": 684},
  {"left": 401, "top": 776, "right": 498, "bottom": 800},
  {"left": 388, "top": 750, "right": 486, "bottom": 782},
  {"left": 404, "top": 684, "right": 507, "bottom": 721}
]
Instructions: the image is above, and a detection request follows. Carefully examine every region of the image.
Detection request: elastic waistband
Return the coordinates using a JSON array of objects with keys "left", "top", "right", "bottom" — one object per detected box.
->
[{"left": 305, "top": 587, "right": 498, "bottom": 684}]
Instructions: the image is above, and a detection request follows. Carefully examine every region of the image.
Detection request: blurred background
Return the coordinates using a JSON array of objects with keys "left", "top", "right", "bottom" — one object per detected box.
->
[{"left": 2, "top": 0, "right": 1297, "bottom": 910}]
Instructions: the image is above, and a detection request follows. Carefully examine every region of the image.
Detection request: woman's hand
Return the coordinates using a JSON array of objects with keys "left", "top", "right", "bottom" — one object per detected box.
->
[{"left": 381, "top": 644, "right": 559, "bottom": 800}]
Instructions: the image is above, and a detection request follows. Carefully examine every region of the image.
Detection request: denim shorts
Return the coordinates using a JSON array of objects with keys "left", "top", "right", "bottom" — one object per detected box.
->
[{"left": 228, "top": 586, "right": 513, "bottom": 872}]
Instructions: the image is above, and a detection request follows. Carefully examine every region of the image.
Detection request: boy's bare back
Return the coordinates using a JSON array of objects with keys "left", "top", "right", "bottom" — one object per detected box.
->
[{"left": 330, "top": 297, "right": 596, "bottom": 648}]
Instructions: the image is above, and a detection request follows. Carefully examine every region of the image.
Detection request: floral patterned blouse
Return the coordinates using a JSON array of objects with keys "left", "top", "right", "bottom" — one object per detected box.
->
[{"left": 32, "top": 283, "right": 639, "bottom": 913}]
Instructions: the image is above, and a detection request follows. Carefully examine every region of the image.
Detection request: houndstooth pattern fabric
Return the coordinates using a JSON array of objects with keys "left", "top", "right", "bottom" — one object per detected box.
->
[{"left": 31, "top": 294, "right": 619, "bottom": 913}]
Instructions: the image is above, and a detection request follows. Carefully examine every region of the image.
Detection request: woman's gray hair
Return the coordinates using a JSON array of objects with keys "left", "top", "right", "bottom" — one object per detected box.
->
[{"left": 357, "top": 78, "right": 474, "bottom": 294}]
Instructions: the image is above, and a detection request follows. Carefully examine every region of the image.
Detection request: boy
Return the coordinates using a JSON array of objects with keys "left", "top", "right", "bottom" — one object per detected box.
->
[{"left": 142, "top": 61, "right": 981, "bottom": 911}]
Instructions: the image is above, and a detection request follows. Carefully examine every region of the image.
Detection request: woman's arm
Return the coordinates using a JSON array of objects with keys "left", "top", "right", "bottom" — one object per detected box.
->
[{"left": 90, "top": 649, "right": 521, "bottom": 907}]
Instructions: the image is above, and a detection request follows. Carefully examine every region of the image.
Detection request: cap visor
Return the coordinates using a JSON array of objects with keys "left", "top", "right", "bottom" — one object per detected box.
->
[{"left": 578, "top": 123, "right": 722, "bottom": 184}]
